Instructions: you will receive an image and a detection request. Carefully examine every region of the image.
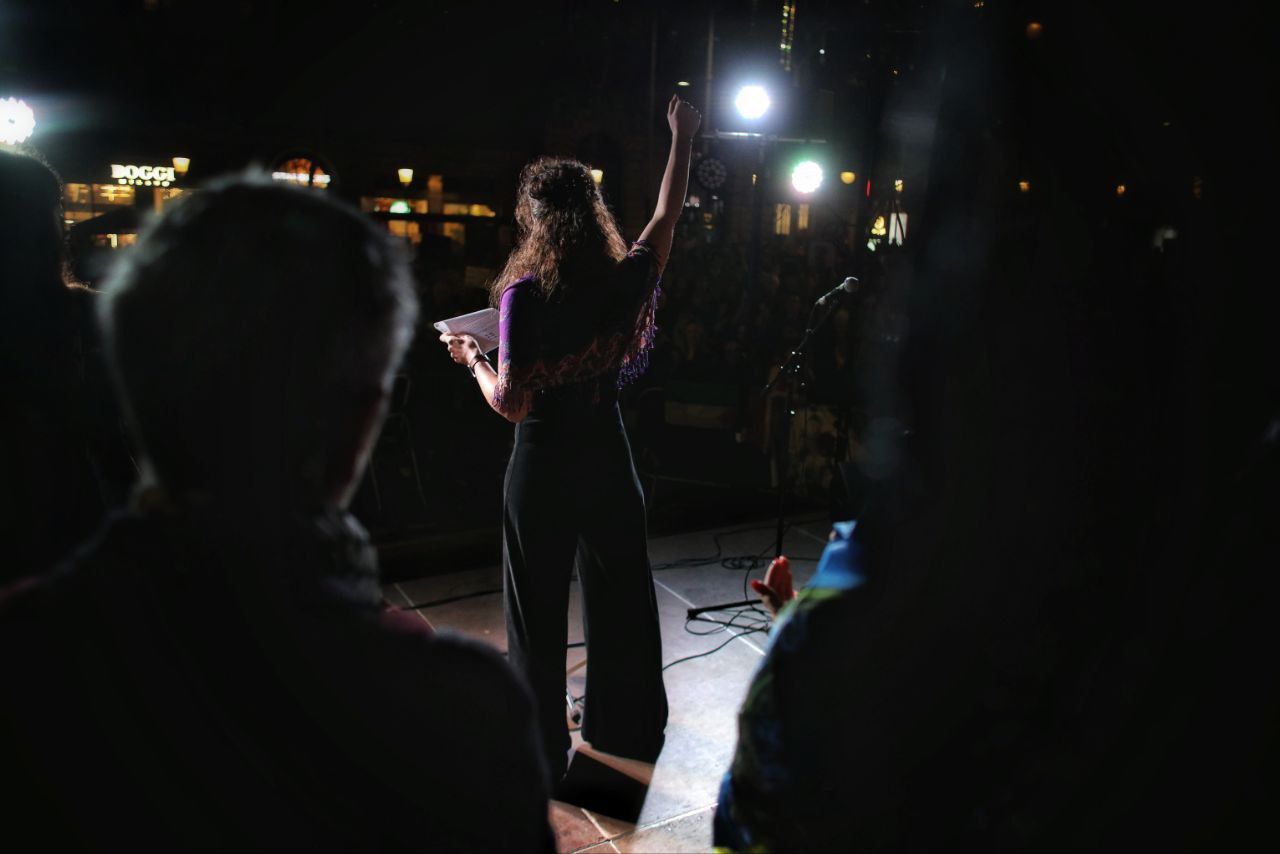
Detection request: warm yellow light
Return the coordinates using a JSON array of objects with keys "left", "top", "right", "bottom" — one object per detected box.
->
[
  {"left": 676, "top": 81, "right": 690, "bottom": 87},
  {"left": 840, "top": 171, "right": 856, "bottom": 185},
  {"left": 172, "top": 156, "right": 190, "bottom": 176},
  {"left": 1018, "top": 180, "right": 1031, "bottom": 193},
  {"left": 1026, "top": 21, "right": 1044, "bottom": 39},
  {"left": 1115, "top": 183, "right": 1127, "bottom": 197},
  {"left": 894, "top": 178, "right": 904, "bottom": 192},
  {"left": 590, "top": 168, "right": 604, "bottom": 184},
  {"left": 871, "top": 215, "right": 887, "bottom": 236},
  {"left": 398, "top": 167, "right": 414, "bottom": 187}
]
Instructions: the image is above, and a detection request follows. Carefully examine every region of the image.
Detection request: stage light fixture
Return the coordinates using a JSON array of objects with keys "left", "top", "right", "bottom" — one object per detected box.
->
[
  {"left": 791, "top": 160, "right": 823, "bottom": 194},
  {"left": 734, "top": 85, "right": 770, "bottom": 120}
]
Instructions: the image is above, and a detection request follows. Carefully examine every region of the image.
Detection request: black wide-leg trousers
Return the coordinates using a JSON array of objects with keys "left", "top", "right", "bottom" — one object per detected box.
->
[{"left": 502, "top": 401, "right": 668, "bottom": 778}]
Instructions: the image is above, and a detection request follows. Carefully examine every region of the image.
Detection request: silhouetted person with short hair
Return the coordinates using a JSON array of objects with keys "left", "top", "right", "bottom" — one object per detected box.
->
[
  {"left": 0, "top": 176, "right": 553, "bottom": 851},
  {"left": 0, "top": 149, "right": 113, "bottom": 582}
]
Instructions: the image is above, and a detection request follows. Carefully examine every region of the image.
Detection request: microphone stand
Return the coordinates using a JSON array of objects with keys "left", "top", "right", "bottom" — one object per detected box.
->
[{"left": 685, "top": 290, "right": 846, "bottom": 619}]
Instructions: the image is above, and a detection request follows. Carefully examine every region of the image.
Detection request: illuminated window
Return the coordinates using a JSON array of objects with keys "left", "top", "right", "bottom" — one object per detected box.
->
[
  {"left": 271, "top": 157, "right": 330, "bottom": 188},
  {"left": 63, "top": 210, "right": 96, "bottom": 225},
  {"left": 774, "top": 203, "right": 792, "bottom": 235},
  {"left": 386, "top": 219, "right": 422, "bottom": 245},
  {"left": 64, "top": 183, "right": 92, "bottom": 206},
  {"left": 92, "top": 184, "right": 135, "bottom": 207},
  {"left": 361, "top": 198, "right": 428, "bottom": 214},
  {"left": 442, "top": 203, "right": 497, "bottom": 217},
  {"left": 156, "top": 187, "right": 185, "bottom": 211},
  {"left": 797, "top": 203, "right": 810, "bottom": 230},
  {"left": 93, "top": 233, "right": 138, "bottom": 249},
  {"left": 441, "top": 222, "right": 466, "bottom": 245},
  {"left": 888, "top": 212, "right": 908, "bottom": 245}
]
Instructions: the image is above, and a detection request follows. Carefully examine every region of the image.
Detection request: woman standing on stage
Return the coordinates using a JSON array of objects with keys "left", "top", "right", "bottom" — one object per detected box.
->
[{"left": 441, "top": 95, "right": 701, "bottom": 778}]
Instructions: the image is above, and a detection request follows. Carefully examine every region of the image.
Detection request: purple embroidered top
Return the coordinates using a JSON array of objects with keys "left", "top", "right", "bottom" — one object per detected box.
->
[{"left": 493, "top": 240, "right": 661, "bottom": 415}]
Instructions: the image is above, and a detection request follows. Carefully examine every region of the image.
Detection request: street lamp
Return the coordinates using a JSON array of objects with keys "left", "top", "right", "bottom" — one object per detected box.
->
[
  {"left": 172, "top": 156, "right": 190, "bottom": 177},
  {"left": 0, "top": 97, "right": 36, "bottom": 145},
  {"left": 734, "top": 85, "right": 771, "bottom": 120},
  {"left": 398, "top": 167, "right": 414, "bottom": 188}
]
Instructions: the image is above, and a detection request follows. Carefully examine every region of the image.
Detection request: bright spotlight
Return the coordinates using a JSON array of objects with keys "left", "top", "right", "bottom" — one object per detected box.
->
[
  {"left": 791, "top": 160, "right": 823, "bottom": 194},
  {"left": 734, "top": 85, "right": 771, "bottom": 120},
  {"left": 0, "top": 97, "right": 36, "bottom": 145}
]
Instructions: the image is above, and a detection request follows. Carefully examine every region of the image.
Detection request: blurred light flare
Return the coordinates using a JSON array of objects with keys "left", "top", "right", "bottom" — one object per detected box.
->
[
  {"left": 734, "top": 85, "right": 771, "bottom": 120},
  {"left": 840, "top": 171, "right": 856, "bottom": 185},
  {"left": 397, "top": 167, "right": 414, "bottom": 187},
  {"left": 0, "top": 97, "right": 36, "bottom": 144},
  {"left": 172, "top": 156, "right": 190, "bottom": 176},
  {"left": 791, "top": 160, "right": 823, "bottom": 194},
  {"left": 590, "top": 168, "right": 604, "bottom": 184}
]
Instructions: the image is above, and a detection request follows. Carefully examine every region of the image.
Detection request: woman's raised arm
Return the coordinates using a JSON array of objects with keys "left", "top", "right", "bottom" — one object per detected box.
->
[{"left": 638, "top": 95, "right": 701, "bottom": 275}]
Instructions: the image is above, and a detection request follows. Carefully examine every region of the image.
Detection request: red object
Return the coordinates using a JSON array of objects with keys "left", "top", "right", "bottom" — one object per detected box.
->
[{"left": 866, "top": 178, "right": 872, "bottom": 198}]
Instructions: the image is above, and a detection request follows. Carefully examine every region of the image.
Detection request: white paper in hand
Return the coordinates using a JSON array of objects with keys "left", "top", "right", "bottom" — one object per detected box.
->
[{"left": 433, "top": 307, "right": 500, "bottom": 354}]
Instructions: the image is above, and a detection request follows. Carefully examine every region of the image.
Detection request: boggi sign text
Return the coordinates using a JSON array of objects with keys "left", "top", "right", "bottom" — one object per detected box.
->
[{"left": 111, "top": 164, "right": 176, "bottom": 187}]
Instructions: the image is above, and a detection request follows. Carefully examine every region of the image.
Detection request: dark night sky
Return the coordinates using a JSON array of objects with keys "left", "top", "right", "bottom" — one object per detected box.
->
[
  {"left": 1, "top": 1, "right": 928, "bottom": 168},
  {"left": 2, "top": 0, "right": 1272, "bottom": 204}
]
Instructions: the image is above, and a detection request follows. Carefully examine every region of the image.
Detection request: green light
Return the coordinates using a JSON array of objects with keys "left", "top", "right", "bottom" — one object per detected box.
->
[{"left": 389, "top": 200, "right": 411, "bottom": 214}]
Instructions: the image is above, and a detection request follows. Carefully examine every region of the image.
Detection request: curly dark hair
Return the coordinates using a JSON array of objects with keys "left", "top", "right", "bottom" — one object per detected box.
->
[{"left": 491, "top": 156, "right": 628, "bottom": 304}]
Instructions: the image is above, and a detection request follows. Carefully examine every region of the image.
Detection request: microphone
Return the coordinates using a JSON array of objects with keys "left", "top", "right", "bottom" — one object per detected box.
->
[{"left": 815, "top": 276, "right": 859, "bottom": 306}]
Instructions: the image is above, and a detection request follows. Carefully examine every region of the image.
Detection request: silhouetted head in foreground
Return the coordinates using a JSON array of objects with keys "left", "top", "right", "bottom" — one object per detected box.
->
[
  {"left": 0, "top": 149, "right": 73, "bottom": 369},
  {"left": 100, "top": 175, "right": 418, "bottom": 512},
  {"left": 492, "top": 156, "right": 627, "bottom": 302}
]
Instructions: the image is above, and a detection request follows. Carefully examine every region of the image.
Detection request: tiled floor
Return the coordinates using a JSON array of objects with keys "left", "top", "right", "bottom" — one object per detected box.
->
[{"left": 383, "top": 513, "right": 832, "bottom": 853}]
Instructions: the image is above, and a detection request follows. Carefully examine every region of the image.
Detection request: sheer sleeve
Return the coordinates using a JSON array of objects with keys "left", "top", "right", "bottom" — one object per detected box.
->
[
  {"left": 493, "top": 278, "right": 539, "bottom": 416},
  {"left": 618, "top": 240, "right": 663, "bottom": 388}
]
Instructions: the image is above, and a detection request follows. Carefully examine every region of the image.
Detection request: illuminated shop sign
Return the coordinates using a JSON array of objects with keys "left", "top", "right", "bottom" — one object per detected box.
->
[
  {"left": 271, "top": 157, "right": 331, "bottom": 188},
  {"left": 111, "top": 163, "right": 176, "bottom": 187}
]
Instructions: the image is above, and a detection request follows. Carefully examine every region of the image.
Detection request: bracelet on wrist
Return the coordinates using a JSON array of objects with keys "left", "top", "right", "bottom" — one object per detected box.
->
[{"left": 466, "top": 352, "right": 491, "bottom": 377}]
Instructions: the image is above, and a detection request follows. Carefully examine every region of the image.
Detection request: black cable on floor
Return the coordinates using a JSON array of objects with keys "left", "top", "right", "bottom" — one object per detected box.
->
[
  {"left": 402, "top": 588, "right": 503, "bottom": 610},
  {"left": 661, "top": 628, "right": 769, "bottom": 672}
]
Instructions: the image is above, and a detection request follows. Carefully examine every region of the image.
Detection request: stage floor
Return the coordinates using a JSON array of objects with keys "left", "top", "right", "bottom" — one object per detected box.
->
[{"left": 382, "top": 512, "right": 833, "bottom": 853}]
